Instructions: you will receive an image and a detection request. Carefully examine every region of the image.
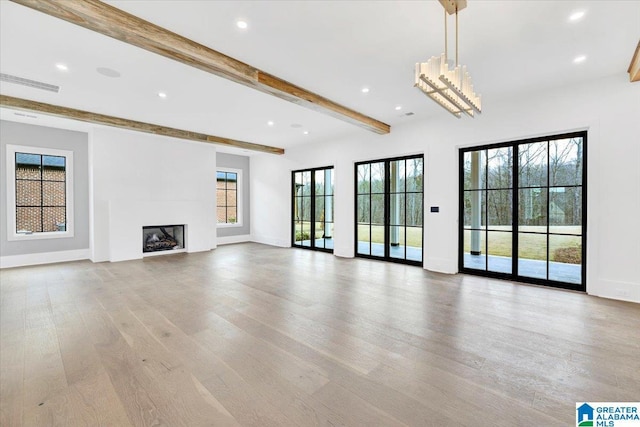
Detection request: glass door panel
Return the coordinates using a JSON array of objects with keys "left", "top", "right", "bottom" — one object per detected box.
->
[
  {"left": 460, "top": 132, "right": 586, "bottom": 290},
  {"left": 517, "top": 232, "right": 547, "bottom": 279},
  {"left": 356, "top": 156, "right": 423, "bottom": 265},
  {"left": 549, "top": 187, "right": 582, "bottom": 234},
  {"left": 487, "top": 231, "right": 511, "bottom": 274},
  {"left": 549, "top": 234, "right": 582, "bottom": 284},
  {"left": 389, "top": 227, "right": 406, "bottom": 260},
  {"left": 357, "top": 162, "right": 384, "bottom": 257},
  {"left": 518, "top": 142, "right": 548, "bottom": 188},
  {"left": 406, "top": 227, "right": 423, "bottom": 262},
  {"left": 292, "top": 167, "right": 334, "bottom": 252}
]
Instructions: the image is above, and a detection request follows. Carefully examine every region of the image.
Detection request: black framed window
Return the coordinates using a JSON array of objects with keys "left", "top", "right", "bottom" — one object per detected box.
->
[
  {"left": 15, "top": 152, "right": 66, "bottom": 233},
  {"left": 292, "top": 166, "right": 334, "bottom": 252},
  {"left": 216, "top": 170, "right": 239, "bottom": 225},
  {"left": 355, "top": 155, "right": 423, "bottom": 265},
  {"left": 459, "top": 131, "right": 586, "bottom": 291}
]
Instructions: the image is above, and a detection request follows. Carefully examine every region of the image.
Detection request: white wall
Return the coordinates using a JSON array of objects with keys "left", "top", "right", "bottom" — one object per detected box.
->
[
  {"left": 90, "top": 127, "right": 216, "bottom": 262},
  {"left": 251, "top": 73, "right": 640, "bottom": 303}
]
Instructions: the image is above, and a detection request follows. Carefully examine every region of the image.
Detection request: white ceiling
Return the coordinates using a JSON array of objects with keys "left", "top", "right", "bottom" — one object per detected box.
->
[{"left": 1, "top": 0, "right": 638, "bottom": 155}]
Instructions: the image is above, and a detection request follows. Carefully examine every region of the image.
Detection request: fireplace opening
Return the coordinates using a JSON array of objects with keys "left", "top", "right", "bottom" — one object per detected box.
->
[{"left": 143, "top": 225, "right": 185, "bottom": 253}]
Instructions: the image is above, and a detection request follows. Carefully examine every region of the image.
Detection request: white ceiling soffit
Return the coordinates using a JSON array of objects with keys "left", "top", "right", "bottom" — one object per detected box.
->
[{"left": 1, "top": 1, "right": 638, "bottom": 155}]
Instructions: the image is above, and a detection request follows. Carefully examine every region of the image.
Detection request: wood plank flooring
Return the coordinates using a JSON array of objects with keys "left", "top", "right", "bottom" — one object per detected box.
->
[{"left": 1, "top": 243, "right": 639, "bottom": 426}]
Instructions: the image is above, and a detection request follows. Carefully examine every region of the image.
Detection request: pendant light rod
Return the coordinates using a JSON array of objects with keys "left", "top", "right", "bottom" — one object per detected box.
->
[
  {"left": 444, "top": 9, "right": 448, "bottom": 61},
  {"left": 455, "top": 10, "right": 459, "bottom": 66}
]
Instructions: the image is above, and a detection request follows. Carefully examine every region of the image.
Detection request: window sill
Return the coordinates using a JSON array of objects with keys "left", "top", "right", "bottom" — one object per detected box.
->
[
  {"left": 217, "top": 223, "right": 243, "bottom": 229},
  {"left": 8, "top": 230, "right": 74, "bottom": 242}
]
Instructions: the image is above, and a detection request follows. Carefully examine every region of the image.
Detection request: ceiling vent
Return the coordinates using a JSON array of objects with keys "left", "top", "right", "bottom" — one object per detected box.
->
[{"left": 0, "top": 73, "right": 60, "bottom": 93}]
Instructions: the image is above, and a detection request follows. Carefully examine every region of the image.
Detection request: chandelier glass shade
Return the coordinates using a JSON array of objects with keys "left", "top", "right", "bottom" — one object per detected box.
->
[{"left": 415, "top": 3, "right": 481, "bottom": 118}]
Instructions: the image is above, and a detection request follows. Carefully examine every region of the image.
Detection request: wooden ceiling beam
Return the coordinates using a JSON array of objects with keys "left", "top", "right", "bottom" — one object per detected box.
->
[
  {"left": 0, "top": 95, "right": 285, "bottom": 155},
  {"left": 629, "top": 41, "right": 640, "bottom": 83},
  {"left": 10, "top": 0, "right": 390, "bottom": 135}
]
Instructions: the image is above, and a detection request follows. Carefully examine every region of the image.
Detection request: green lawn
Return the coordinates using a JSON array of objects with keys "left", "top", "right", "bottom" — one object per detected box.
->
[
  {"left": 357, "top": 225, "right": 422, "bottom": 247},
  {"left": 463, "top": 226, "right": 582, "bottom": 263},
  {"left": 296, "top": 222, "right": 581, "bottom": 264}
]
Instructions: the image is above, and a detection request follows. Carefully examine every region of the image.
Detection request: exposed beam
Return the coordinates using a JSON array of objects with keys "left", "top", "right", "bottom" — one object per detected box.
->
[
  {"left": 0, "top": 95, "right": 285, "bottom": 155},
  {"left": 629, "top": 41, "right": 640, "bottom": 83},
  {"left": 11, "top": 0, "right": 391, "bottom": 135}
]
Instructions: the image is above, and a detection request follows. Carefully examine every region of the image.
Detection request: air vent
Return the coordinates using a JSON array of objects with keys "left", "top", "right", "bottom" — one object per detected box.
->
[
  {"left": 14, "top": 112, "right": 38, "bottom": 119},
  {"left": 0, "top": 73, "right": 60, "bottom": 93},
  {"left": 404, "top": 112, "right": 415, "bottom": 116}
]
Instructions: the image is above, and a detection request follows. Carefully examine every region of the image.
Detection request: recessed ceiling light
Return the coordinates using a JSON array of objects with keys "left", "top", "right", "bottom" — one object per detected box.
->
[
  {"left": 267, "top": 120, "right": 274, "bottom": 126},
  {"left": 96, "top": 67, "right": 121, "bottom": 78},
  {"left": 573, "top": 55, "right": 587, "bottom": 64},
  {"left": 55, "top": 63, "right": 68, "bottom": 71},
  {"left": 303, "top": 130, "right": 309, "bottom": 135},
  {"left": 158, "top": 92, "right": 167, "bottom": 98},
  {"left": 236, "top": 20, "right": 248, "bottom": 29},
  {"left": 568, "top": 10, "right": 586, "bottom": 22},
  {"left": 361, "top": 87, "right": 370, "bottom": 93},
  {"left": 395, "top": 105, "right": 402, "bottom": 111}
]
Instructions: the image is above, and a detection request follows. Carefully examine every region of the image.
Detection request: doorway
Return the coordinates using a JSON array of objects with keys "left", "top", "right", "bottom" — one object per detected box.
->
[{"left": 355, "top": 155, "right": 424, "bottom": 265}]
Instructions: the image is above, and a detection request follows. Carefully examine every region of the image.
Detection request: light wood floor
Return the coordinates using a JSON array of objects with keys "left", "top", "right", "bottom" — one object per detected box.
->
[{"left": 1, "top": 243, "right": 638, "bottom": 426}]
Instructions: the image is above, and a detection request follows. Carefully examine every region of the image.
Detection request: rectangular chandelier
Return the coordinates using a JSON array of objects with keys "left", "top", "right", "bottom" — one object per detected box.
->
[
  {"left": 415, "top": 0, "right": 482, "bottom": 118},
  {"left": 415, "top": 54, "right": 481, "bottom": 118}
]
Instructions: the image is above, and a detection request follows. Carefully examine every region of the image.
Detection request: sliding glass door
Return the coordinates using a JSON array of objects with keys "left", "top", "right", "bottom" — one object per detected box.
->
[
  {"left": 356, "top": 155, "right": 423, "bottom": 265},
  {"left": 292, "top": 166, "right": 334, "bottom": 252},
  {"left": 459, "top": 132, "right": 586, "bottom": 290}
]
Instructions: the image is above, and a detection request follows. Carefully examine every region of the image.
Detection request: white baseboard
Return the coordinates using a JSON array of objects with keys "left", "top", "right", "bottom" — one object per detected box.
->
[
  {"left": 217, "top": 234, "right": 252, "bottom": 246},
  {"left": 0, "top": 248, "right": 91, "bottom": 269},
  {"left": 424, "top": 257, "right": 457, "bottom": 274},
  {"left": 250, "top": 234, "right": 290, "bottom": 248},
  {"left": 588, "top": 279, "right": 640, "bottom": 304}
]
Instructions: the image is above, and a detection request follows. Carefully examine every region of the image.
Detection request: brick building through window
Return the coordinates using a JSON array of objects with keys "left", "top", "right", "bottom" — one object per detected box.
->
[
  {"left": 216, "top": 170, "right": 239, "bottom": 224},
  {"left": 15, "top": 152, "right": 67, "bottom": 233}
]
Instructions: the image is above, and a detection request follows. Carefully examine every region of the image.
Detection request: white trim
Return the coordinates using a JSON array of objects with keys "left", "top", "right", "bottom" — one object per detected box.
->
[
  {"left": 217, "top": 234, "right": 251, "bottom": 245},
  {"left": 216, "top": 167, "right": 243, "bottom": 227},
  {"left": 0, "top": 249, "right": 90, "bottom": 269},
  {"left": 588, "top": 279, "right": 640, "bottom": 304},
  {"left": 250, "top": 233, "right": 290, "bottom": 248},
  {"left": 6, "top": 144, "right": 75, "bottom": 240},
  {"left": 217, "top": 222, "right": 243, "bottom": 228}
]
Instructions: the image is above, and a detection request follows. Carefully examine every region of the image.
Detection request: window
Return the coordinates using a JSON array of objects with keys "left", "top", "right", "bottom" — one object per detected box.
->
[
  {"left": 292, "top": 166, "right": 334, "bottom": 252},
  {"left": 459, "top": 131, "right": 586, "bottom": 290},
  {"left": 6, "top": 144, "right": 74, "bottom": 240},
  {"left": 216, "top": 169, "right": 242, "bottom": 226},
  {"left": 355, "top": 155, "right": 423, "bottom": 265}
]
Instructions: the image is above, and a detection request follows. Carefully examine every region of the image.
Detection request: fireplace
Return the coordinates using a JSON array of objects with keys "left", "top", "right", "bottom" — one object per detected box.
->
[{"left": 142, "top": 225, "right": 185, "bottom": 254}]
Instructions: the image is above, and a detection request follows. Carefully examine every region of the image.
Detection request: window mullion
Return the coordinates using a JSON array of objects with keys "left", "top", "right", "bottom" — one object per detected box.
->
[
  {"left": 40, "top": 155, "right": 44, "bottom": 233},
  {"left": 513, "top": 144, "right": 519, "bottom": 277}
]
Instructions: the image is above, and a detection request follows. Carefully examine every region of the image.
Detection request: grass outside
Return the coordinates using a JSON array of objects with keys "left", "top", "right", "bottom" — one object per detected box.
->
[
  {"left": 294, "top": 222, "right": 334, "bottom": 241},
  {"left": 357, "top": 224, "right": 422, "bottom": 247},
  {"left": 463, "top": 226, "right": 582, "bottom": 263},
  {"left": 297, "top": 222, "right": 580, "bottom": 264},
  {"left": 296, "top": 223, "right": 424, "bottom": 247}
]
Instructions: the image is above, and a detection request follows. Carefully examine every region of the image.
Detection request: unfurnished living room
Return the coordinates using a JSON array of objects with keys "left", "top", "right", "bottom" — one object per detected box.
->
[{"left": 1, "top": 0, "right": 639, "bottom": 426}]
